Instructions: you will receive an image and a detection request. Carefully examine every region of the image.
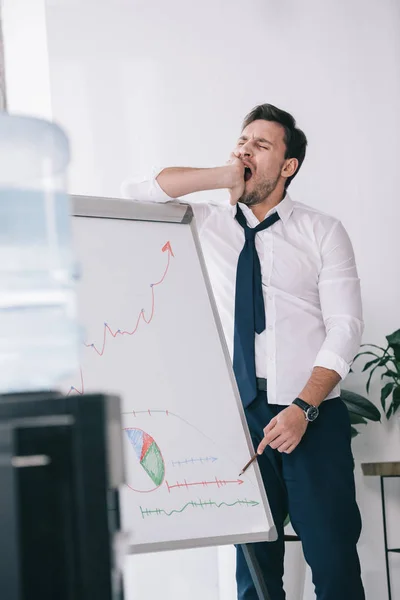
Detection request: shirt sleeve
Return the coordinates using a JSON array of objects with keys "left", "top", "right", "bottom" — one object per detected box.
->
[
  {"left": 120, "top": 167, "right": 213, "bottom": 232},
  {"left": 313, "top": 220, "right": 364, "bottom": 380}
]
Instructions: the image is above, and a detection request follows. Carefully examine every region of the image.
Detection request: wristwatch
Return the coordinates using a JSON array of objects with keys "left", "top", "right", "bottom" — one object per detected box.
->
[{"left": 292, "top": 398, "right": 319, "bottom": 422}]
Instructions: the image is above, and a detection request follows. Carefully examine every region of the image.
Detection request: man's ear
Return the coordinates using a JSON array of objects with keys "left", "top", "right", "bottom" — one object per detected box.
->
[{"left": 281, "top": 158, "right": 298, "bottom": 181}]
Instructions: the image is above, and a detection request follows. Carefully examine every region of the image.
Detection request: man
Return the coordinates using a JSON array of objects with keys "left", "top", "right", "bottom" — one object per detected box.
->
[{"left": 122, "top": 104, "right": 365, "bottom": 600}]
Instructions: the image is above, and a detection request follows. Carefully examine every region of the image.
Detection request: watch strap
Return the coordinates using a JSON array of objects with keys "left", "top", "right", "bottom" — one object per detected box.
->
[{"left": 292, "top": 397, "right": 313, "bottom": 412}]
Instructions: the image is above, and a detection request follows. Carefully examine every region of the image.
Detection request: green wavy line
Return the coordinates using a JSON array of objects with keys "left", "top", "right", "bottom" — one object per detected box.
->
[{"left": 140, "top": 498, "right": 259, "bottom": 518}]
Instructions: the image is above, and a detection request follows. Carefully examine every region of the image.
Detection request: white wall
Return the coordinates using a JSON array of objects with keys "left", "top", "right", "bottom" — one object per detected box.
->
[{"left": 3, "top": 0, "right": 400, "bottom": 598}]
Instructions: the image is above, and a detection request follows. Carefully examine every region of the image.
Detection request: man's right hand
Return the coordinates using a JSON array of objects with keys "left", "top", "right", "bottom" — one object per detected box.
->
[{"left": 226, "top": 152, "right": 245, "bottom": 205}]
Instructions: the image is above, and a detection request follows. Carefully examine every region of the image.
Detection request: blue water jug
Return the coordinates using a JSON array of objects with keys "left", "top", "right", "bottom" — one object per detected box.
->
[{"left": 0, "top": 113, "right": 79, "bottom": 393}]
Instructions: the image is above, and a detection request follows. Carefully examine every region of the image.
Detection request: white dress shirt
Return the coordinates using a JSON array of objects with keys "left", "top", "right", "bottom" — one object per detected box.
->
[{"left": 122, "top": 172, "right": 364, "bottom": 406}]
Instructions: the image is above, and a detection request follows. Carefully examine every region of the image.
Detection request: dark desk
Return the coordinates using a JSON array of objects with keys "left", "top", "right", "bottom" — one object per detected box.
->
[{"left": 362, "top": 461, "right": 400, "bottom": 600}]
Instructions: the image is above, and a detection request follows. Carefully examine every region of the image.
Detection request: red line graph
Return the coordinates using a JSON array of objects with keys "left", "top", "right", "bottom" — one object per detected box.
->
[
  {"left": 165, "top": 476, "right": 244, "bottom": 493},
  {"left": 68, "top": 241, "right": 174, "bottom": 396}
]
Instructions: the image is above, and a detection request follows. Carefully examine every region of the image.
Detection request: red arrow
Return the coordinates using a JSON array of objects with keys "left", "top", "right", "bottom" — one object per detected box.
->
[
  {"left": 162, "top": 241, "right": 174, "bottom": 257},
  {"left": 166, "top": 477, "right": 244, "bottom": 492}
]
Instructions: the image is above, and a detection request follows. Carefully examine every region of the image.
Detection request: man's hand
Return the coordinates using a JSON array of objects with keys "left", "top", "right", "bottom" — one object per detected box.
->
[
  {"left": 226, "top": 152, "right": 245, "bottom": 205},
  {"left": 257, "top": 405, "right": 308, "bottom": 455}
]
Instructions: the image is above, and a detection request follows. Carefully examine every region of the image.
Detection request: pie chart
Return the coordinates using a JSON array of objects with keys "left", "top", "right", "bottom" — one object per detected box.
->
[{"left": 124, "top": 428, "right": 165, "bottom": 491}]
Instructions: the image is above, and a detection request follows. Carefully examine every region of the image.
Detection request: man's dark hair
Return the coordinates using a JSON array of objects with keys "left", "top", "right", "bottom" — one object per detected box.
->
[{"left": 242, "top": 104, "right": 308, "bottom": 189}]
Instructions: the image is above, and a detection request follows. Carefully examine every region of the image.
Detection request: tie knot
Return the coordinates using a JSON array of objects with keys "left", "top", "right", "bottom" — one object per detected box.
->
[
  {"left": 235, "top": 205, "right": 281, "bottom": 241},
  {"left": 244, "top": 227, "right": 257, "bottom": 242}
]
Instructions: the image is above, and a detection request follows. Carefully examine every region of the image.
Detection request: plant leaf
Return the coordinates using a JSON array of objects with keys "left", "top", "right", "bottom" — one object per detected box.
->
[
  {"left": 384, "top": 383, "right": 400, "bottom": 418},
  {"left": 386, "top": 329, "right": 400, "bottom": 347},
  {"left": 350, "top": 426, "right": 359, "bottom": 438},
  {"left": 366, "top": 364, "right": 379, "bottom": 393},
  {"left": 348, "top": 413, "right": 368, "bottom": 425},
  {"left": 353, "top": 351, "right": 381, "bottom": 361},
  {"left": 381, "top": 382, "right": 395, "bottom": 411},
  {"left": 365, "top": 357, "right": 391, "bottom": 392},
  {"left": 386, "top": 330, "right": 400, "bottom": 362},
  {"left": 360, "top": 344, "right": 388, "bottom": 352},
  {"left": 341, "top": 389, "right": 381, "bottom": 421},
  {"left": 381, "top": 369, "right": 400, "bottom": 380},
  {"left": 362, "top": 358, "right": 381, "bottom": 372},
  {"left": 392, "top": 386, "right": 400, "bottom": 415}
]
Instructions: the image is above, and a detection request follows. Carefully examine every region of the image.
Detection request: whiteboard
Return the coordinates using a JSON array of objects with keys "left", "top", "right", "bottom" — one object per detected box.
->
[{"left": 68, "top": 195, "right": 276, "bottom": 554}]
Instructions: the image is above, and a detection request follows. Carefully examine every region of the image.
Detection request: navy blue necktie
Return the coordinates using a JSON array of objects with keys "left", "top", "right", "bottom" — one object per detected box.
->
[{"left": 233, "top": 205, "right": 280, "bottom": 407}]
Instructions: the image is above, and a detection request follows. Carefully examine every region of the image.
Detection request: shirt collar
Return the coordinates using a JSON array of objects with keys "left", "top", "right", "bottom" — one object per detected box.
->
[{"left": 233, "top": 193, "right": 294, "bottom": 226}]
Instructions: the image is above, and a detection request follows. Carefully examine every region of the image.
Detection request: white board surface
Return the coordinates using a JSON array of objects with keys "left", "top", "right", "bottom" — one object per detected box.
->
[{"left": 67, "top": 195, "right": 276, "bottom": 554}]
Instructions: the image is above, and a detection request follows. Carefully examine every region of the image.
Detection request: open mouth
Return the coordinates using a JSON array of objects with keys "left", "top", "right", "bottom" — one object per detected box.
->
[{"left": 244, "top": 167, "right": 253, "bottom": 182}]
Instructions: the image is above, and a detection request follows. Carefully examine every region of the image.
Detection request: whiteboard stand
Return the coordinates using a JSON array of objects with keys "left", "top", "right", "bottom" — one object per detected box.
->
[{"left": 241, "top": 544, "right": 272, "bottom": 600}]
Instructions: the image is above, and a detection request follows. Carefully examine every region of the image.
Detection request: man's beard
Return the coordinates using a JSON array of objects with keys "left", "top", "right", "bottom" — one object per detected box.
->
[{"left": 238, "top": 174, "right": 280, "bottom": 207}]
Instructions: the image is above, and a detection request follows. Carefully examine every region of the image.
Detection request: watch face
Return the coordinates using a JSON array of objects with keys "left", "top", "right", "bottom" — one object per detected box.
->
[{"left": 306, "top": 406, "right": 319, "bottom": 421}]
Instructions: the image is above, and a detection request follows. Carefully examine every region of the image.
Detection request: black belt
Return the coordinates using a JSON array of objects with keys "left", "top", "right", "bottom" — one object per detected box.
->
[{"left": 256, "top": 377, "right": 267, "bottom": 392}]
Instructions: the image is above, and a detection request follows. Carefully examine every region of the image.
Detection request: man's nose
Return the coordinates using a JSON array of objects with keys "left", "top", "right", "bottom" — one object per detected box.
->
[{"left": 238, "top": 142, "right": 253, "bottom": 158}]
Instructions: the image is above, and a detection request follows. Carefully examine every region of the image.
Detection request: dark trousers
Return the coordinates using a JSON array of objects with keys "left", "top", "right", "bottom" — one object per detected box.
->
[{"left": 236, "top": 392, "right": 365, "bottom": 600}]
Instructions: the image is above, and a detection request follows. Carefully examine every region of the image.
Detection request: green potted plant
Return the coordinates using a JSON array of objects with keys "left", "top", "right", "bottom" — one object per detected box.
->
[
  {"left": 353, "top": 328, "right": 400, "bottom": 419},
  {"left": 341, "top": 388, "right": 381, "bottom": 437}
]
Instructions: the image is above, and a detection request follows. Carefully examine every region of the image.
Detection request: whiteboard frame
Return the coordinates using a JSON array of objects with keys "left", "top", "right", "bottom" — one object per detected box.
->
[{"left": 71, "top": 195, "right": 277, "bottom": 553}]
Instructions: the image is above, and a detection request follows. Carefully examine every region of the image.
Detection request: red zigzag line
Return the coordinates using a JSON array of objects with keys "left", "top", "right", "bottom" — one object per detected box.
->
[{"left": 67, "top": 242, "right": 173, "bottom": 396}]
